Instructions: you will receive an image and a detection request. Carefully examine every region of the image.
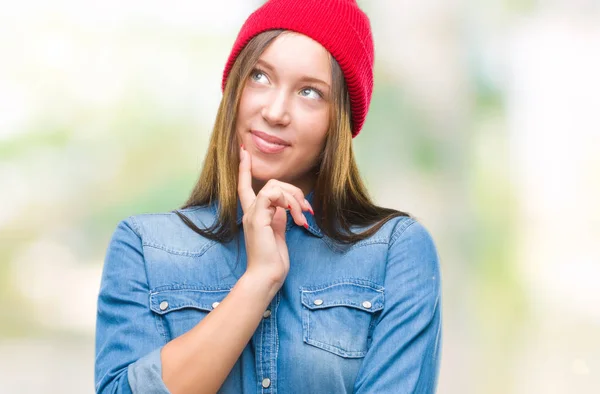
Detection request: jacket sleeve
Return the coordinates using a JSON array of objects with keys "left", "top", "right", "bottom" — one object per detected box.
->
[
  {"left": 95, "top": 218, "right": 171, "bottom": 394},
  {"left": 353, "top": 220, "right": 442, "bottom": 393}
]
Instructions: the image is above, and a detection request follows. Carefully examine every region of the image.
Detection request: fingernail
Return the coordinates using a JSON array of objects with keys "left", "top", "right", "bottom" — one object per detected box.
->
[
  {"left": 240, "top": 144, "right": 244, "bottom": 149},
  {"left": 287, "top": 205, "right": 292, "bottom": 210},
  {"left": 303, "top": 223, "right": 309, "bottom": 229},
  {"left": 304, "top": 199, "right": 313, "bottom": 214}
]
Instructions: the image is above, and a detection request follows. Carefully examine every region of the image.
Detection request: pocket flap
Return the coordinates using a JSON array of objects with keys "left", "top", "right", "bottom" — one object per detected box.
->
[
  {"left": 301, "top": 280, "right": 384, "bottom": 313},
  {"left": 150, "top": 286, "right": 231, "bottom": 315}
]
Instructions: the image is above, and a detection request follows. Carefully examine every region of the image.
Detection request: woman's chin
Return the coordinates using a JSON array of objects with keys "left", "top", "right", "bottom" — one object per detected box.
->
[
  {"left": 249, "top": 160, "right": 279, "bottom": 180},
  {"left": 251, "top": 170, "right": 284, "bottom": 183}
]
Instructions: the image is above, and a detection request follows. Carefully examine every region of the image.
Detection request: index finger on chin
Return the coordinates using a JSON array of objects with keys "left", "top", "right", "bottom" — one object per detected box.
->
[{"left": 237, "top": 145, "right": 256, "bottom": 212}]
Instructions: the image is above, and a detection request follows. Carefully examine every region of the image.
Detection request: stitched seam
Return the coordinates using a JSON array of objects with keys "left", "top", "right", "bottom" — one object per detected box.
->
[
  {"left": 301, "top": 282, "right": 384, "bottom": 293},
  {"left": 305, "top": 338, "right": 366, "bottom": 358},
  {"left": 136, "top": 207, "right": 204, "bottom": 217},
  {"left": 258, "top": 315, "right": 264, "bottom": 394},
  {"left": 151, "top": 305, "right": 213, "bottom": 314},
  {"left": 150, "top": 286, "right": 232, "bottom": 294},
  {"left": 127, "top": 215, "right": 143, "bottom": 238},
  {"left": 142, "top": 240, "right": 217, "bottom": 257},
  {"left": 352, "top": 237, "right": 389, "bottom": 247},
  {"left": 128, "top": 216, "right": 167, "bottom": 344},
  {"left": 300, "top": 301, "right": 383, "bottom": 313},
  {"left": 320, "top": 236, "right": 389, "bottom": 253},
  {"left": 273, "top": 292, "right": 280, "bottom": 393},
  {"left": 300, "top": 278, "right": 384, "bottom": 292},
  {"left": 389, "top": 218, "right": 417, "bottom": 247},
  {"left": 153, "top": 312, "right": 169, "bottom": 340},
  {"left": 269, "top": 294, "right": 275, "bottom": 393},
  {"left": 306, "top": 305, "right": 310, "bottom": 348}
]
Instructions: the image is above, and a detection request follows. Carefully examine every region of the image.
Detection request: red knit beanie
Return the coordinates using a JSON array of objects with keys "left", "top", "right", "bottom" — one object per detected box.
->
[{"left": 222, "top": 0, "right": 374, "bottom": 138}]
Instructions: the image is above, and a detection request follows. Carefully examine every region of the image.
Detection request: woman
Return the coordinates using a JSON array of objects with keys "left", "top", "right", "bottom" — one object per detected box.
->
[{"left": 95, "top": 1, "right": 442, "bottom": 393}]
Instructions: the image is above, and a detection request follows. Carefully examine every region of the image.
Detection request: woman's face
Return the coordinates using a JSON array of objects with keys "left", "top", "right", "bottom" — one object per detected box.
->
[{"left": 236, "top": 32, "right": 331, "bottom": 194}]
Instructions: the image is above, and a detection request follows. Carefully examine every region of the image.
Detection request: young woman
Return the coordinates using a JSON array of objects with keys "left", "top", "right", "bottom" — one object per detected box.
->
[{"left": 95, "top": 1, "right": 442, "bottom": 393}]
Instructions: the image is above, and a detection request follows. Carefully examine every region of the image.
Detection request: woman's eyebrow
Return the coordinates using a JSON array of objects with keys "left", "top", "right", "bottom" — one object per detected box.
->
[
  {"left": 256, "top": 58, "right": 276, "bottom": 72},
  {"left": 300, "top": 75, "right": 331, "bottom": 90},
  {"left": 256, "top": 58, "right": 331, "bottom": 90}
]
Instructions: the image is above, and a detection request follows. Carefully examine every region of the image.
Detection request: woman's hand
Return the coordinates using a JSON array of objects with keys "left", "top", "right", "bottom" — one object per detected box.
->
[{"left": 237, "top": 145, "right": 313, "bottom": 289}]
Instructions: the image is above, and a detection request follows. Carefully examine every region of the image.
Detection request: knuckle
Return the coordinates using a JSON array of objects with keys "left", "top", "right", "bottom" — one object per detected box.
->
[{"left": 257, "top": 189, "right": 268, "bottom": 199}]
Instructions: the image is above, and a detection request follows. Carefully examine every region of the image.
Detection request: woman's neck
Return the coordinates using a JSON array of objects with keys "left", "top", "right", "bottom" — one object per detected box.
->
[{"left": 252, "top": 176, "right": 315, "bottom": 196}]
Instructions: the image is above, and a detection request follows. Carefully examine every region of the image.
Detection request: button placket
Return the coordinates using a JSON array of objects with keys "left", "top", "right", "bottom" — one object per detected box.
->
[{"left": 254, "top": 292, "right": 279, "bottom": 392}]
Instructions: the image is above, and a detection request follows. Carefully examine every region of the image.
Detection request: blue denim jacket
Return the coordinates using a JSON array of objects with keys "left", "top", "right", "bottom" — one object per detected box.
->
[{"left": 95, "top": 196, "right": 442, "bottom": 393}]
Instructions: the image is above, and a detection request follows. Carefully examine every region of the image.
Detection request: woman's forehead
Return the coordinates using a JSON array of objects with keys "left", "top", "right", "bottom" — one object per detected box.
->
[{"left": 257, "top": 32, "right": 332, "bottom": 83}]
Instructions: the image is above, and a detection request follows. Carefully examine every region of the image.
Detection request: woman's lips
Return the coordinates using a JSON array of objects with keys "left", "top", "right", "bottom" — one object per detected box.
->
[{"left": 251, "top": 131, "right": 289, "bottom": 154}]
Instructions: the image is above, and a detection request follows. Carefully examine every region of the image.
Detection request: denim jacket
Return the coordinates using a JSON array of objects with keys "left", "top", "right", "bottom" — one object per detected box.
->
[{"left": 95, "top": 195, "right": 442, "bottom": 393}]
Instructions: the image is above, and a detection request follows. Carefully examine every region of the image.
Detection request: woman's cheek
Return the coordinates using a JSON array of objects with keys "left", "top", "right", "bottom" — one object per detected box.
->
[{"left": 299, "top": 107, "right": 328, "bottom": 133}]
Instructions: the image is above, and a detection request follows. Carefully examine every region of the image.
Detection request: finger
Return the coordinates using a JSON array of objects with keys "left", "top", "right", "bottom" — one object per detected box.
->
[
  {"left": 237, "top": 145, "right": 256, "bottom": 212},
  {"left": 267, "top": 180, "right": 314, "bottom": 215},
  {"left": 256, "top": 184, "right": 307, "bottom": 228},
  {"left": 254, "top": 185, "right": 289, "bottom": 214},
  {"left": 280, "top": 189, "right": 308, "bottom": 227},
  {"left": 251, "top": 186, "right": 290, "bottom": 227}
]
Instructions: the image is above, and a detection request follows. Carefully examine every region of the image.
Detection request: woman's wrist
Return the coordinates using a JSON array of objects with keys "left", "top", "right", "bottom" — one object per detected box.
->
[{"left": 239, "top": 270, "right": 283, "bottom": 302}]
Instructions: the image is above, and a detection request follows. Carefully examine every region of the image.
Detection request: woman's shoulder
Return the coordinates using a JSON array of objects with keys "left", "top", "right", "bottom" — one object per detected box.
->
[
  {"left": 384, "top": 216, "right": 440, "bottom": 278},
  {"left": 330, "top": 214, "right": 435, "bottom": 254},
  {"left": 347, "top": 213, "right": 430, "bottom": 245},
  {"left": 115, "top": 205, "right": 218, "bottom": 256},
  {"left": 386, "top": 216, "right": 436, "bottom": 248}
]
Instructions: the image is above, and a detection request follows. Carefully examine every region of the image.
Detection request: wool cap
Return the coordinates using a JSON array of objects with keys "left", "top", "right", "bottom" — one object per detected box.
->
[{"left": 222, "top": 0, "right": 374, "bottom": 137}]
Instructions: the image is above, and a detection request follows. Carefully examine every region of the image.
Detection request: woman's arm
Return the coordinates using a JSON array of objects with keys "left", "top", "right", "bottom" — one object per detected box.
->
[
  {"left": 96, "top": 218, "right": 168, "bottom": 394},
  {"left": 160, "top": 271, "right": 277, "bottom": 394},
  {"left": 95, "top": 218, "right": 279, "bottom": 394},
  {"left": 352, "top": 220, "right": 442, "bottom": 393}
]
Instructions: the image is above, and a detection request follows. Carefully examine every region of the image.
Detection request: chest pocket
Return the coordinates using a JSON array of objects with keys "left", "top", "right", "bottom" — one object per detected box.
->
[
  {"left": 149, "top": 286, "right": 231, "bottom": 340},
  {"left": 300, "top": 280, "right": 384, "bottom": 358}
]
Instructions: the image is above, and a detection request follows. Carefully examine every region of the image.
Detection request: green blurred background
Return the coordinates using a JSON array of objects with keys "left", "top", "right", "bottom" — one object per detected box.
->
[{"left": 1, "top": 0, "right": 599, "bottom": 392}]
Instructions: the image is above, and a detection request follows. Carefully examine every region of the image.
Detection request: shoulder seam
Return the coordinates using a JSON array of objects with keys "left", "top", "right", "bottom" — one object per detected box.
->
[
  {"left": 127, "top": 215, "right": 143, "bottom": 238},
  {"left": 121, "top": 215, "right": 165, "bottom": 344},
  {"left": 389, "top": 217, "right": 418, "bottom": 248}
]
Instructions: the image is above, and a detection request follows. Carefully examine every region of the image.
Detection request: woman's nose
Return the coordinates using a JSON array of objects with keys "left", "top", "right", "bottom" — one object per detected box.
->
[{"left": 261, "top": 89, "right": 291, "bottom": 127}]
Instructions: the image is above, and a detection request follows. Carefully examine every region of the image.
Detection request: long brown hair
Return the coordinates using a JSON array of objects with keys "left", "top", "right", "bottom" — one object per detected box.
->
[{"left": 176, "top": 30, "right": 409, "bottom": 244}]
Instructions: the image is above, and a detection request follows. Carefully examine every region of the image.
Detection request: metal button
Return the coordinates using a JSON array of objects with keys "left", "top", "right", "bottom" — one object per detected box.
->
[
  {"left": 313, "top": 299, "right": 324, "bottom": 306},
  {"left": 212, "top": 302, "right": 220, "bottom": 309},
  {"left": 159, "top": 301, "right": 169, "bottom": 311},
  {"left": 262, "top": 378, "right": 271, "bottom": 388},
  {"left": 362, "top": 301, "right": 372, "bottom": 309},
  {"left": 263, "top": 309, "right": 272, "bottom": 318}
]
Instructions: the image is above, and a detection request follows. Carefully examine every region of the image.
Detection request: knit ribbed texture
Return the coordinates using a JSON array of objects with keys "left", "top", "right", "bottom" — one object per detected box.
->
[{"left": 222, "top": 0, "right": 374, "bottom": 137}]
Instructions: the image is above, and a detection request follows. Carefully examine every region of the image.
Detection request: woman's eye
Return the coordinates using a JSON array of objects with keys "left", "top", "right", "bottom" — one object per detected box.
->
[
  {"left": 251, "top": 70, "right": 269, "bottom": 84},
  {"left": 300, "top": 87, "right": 322, "bottom": 100}
]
